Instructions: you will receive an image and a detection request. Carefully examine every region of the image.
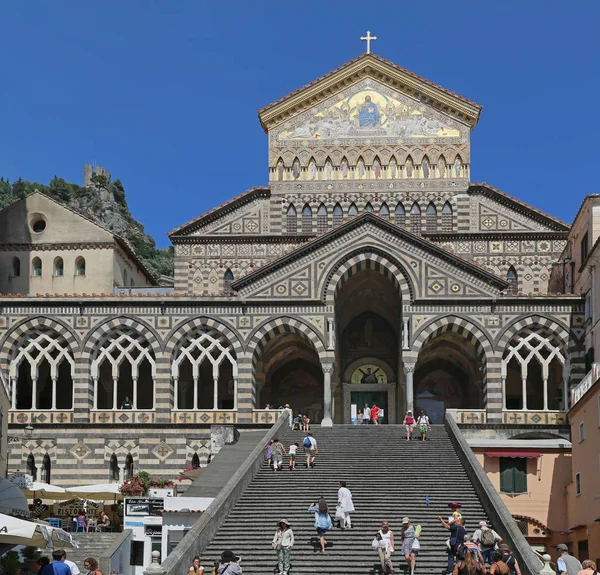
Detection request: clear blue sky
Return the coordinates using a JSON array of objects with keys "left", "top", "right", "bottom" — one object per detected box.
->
[{"left": 1, "top": 1, "right": 598, "bottom": 247}]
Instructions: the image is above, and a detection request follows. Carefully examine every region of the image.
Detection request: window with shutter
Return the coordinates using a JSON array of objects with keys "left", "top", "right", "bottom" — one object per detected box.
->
[{"left": 500, "top": 457, "right": 528, "bottom": 493}]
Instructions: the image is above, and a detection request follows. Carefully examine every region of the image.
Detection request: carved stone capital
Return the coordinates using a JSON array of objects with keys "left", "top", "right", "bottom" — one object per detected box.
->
[
  {"left": 404, "top": 363, "right": 416, "bottom": 374},
  {"left": 321, "top": 363, "right": 334, "bottom": 374}
]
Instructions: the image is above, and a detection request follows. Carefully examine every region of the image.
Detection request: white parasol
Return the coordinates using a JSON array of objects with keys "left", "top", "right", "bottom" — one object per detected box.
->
[
  {"left": 0, "top": 513, "right": 78, "bottom": 548},
  {"left": 0, "top": 479, "right": 30, "bottom": 518},
  {"left": 22, "top": 482, "right": 72, "bottom": 501},
  {"left": 65, "top": 483, "right": 123, "bottom": 500}
]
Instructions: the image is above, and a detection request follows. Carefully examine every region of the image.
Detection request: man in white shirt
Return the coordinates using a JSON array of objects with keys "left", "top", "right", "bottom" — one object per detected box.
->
[
  {"left": 58, "top": 550, "right": 80, "bottom": 575},
  {"left": 473, "top": 521, "right": 502, "bottom": 565},
  {"left": 363, "top": 403, "right": 371, "bottom": 424},
  {"left": 304, "top": 433, "right": 318, "bottom": 468},
  {"left": 337, "top": 481, "right": 355, "bottom": 529}
]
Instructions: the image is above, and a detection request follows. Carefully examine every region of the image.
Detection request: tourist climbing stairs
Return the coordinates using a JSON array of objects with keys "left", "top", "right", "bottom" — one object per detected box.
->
[{"left": 203, "top": 424, "right": 490, "bottom": 575}]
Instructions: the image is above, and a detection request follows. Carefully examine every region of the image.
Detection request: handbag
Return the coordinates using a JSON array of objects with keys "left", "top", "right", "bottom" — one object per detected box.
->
[
  {"left": 335, "top": 505, "right": 345, "bottom": 521},
  {"left": 372, "top": 537, "right": 380, "bottom": 550}
]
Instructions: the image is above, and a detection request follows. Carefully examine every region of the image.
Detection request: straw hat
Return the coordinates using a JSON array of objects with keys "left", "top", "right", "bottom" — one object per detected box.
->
[{"left": 277, "top": 518, "right": 291, "bottom": 526}]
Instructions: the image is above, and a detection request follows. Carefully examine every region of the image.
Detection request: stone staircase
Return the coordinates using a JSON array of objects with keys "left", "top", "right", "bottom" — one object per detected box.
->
[
  {"left": 203, "top": 424, "right": 490, "bottom": 575},
  {"left": 66, "top": 532, "right": 122, "bottom": 570}
]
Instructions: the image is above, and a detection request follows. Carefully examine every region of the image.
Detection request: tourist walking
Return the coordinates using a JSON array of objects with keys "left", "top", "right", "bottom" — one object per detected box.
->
[
  {"left": 556, "top": 543, "right": 582, "bottom": 575},
  {"left": 488, "top": 550, "right": 511, "bottom": 574},
  {"left": 83, "top": 558, "right": 102, "bottom": 575},
  {"left": 403, "top": 410, "right": 415, "bottom": 440},
  {"left": 337, "top": 481, "right": 355, "bottom": 529},
  {"left": 265, "top": 439, "right": 274, "bottom": 468},
  {"left": 439, "top": 515, "right": 466, "bottom": 574},
  {"left": 401, "top": 518, "right": 417, "bottom": 575},
  {"left": 271, "top": 519, "right": 294, "bottom": 575},
  {"left": 451, "top": 547, "right": 484, "bottom": 575},
  {"left": 308, "top": 499, "right": 332, "bottom": 553},
  {"left": 288, "top": 442, "right": 298, "bottom": 470},
  {"left": 303, "top": 433, "right": 318, "bottom": 468},
  {"left": 271, "top": 438, "right": 286, "bottom": 472},
  {"left": 416, "top": 410, "right": 431, "bottom": 440},
  {"left": 499, "top": 544, "right": 521, "bottom": 575},
  {"left": 373, "top": 520, "right": 395, "bottom": 574},
  {"left": 188, "top": 555, "right": 205, "bottom": 575},
  {"left": 216, "top": 550, "right": 242, "bottom": 574},
  {"left": 447, "top": 502, "right": 462, "bottom": 525},
  {"left": 371, "top": 402, "right": 381, "bottom": 424},
  {"left": 578, "top": 560, "right": 597, "bottom": 575},
  {"left": 363, "top": 403, "right": 371, "bottom": 424},
  {"left": 473, "top": 520, "right": 502, "bottom": 564},
  {"left": 40, "top": 552, "right": 70, "bottom": 575},
  {"left": 462, "top": 535, "right": 485, "bottom": 566}
]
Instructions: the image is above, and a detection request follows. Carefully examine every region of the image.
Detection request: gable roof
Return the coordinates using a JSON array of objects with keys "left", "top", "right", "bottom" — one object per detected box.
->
[
  {"left": 168, "top": 186, "right": 270, "bottom": 238},
  {"left": 232, "top": 211, "right": 508, "bottom": 293},
  {"left": 469, "top": 183, "right": 570, "bottom": 232},
  {"left": 258, "top": 53, "right": 483, "bottom": 133},
  {"left": 0, "top": 191, "right": 158, "bottom": 285}
]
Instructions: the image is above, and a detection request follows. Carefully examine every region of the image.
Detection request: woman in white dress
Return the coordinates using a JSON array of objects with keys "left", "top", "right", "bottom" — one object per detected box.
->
[{"left": 337, "top": 481, "right": 355, "bottom": 529}]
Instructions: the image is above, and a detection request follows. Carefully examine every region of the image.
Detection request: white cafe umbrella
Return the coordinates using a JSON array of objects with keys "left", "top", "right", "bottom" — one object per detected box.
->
[
  {"left": 0, "top": 513, "right": 78, "bottom": 548},
  {"left": 0, "top": 479, "right": 30, "bottom": 518},
  {"left": 22, "top": 482, "right": 71, "bottom": 501},
  {"left": 66, "top": 483, "right": 123, "bottom": 500}
]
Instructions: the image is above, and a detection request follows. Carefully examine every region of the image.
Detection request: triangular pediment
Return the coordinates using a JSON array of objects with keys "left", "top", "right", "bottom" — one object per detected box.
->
[
  {"left": 258, "top": 53, "right": 482, "bottom": 133},
  {"left": 232, "top": 213, "right": 507, "bottom": 301}
]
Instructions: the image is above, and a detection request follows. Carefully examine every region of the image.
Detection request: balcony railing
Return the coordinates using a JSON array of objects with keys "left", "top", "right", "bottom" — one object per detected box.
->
[{"left": 570, "top": 363, "right": 600, "bottom": 408}]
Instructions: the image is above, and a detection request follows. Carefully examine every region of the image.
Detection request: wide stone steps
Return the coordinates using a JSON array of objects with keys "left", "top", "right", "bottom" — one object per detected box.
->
[
  {"left": 67, "top": 533, "right": 121, "bottom": 570},
  {"left": 202, "top": 425, "right": 489, "bottom": 574}
]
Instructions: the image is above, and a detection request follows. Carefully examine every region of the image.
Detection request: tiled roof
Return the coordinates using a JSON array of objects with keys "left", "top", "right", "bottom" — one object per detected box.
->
[
  {"left": 469, "top": 183, "right": 570, "bottom": 230},
  {"left": 168, "top": 187, "right": 270, "bottom": 237},
  {"left": 258, "top": 53, "right": 482, "bottom": 115}
]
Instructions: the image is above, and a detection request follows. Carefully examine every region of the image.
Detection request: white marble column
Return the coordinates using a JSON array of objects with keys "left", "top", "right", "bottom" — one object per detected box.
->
[
  {"left": 51, "top": 377, "right": 57, "bottom": 410},
  {"left": 321, "top": 363, "right": 333, "bottom": 427},
  {"left": 213, "top": 376, "right": 219, "bottom": 410},
  {"left": 404, "top": 363, "right": 415, "bottom": 413},
  {"left": 327, "top": 318, "right": 335, "bottom": 351},
  {"left": 132, "top": 377, "right": 138, "bottom": 409},
  {"left": 31, "top": 377, "right": 37, "bottom": 410},
  {"left": 11, "top": 377, "right": 17, "bottom": 409},
  {"left": 521, "top": 377, "right": 528, "bottom": 410},
  {"left": 402, "top": 317, "right": 410, "bottom": 350},
  {"left": 112, "top": 377, "right": 118, "bottom": 410},
  {"left": 193, "top": 376, "right": 199, "bottom": 410},
  {"left": 172, "top": 376, "right": 179, "bottom": 410}
]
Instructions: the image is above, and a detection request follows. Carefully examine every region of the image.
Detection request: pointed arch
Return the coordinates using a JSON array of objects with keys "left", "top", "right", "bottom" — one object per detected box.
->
[
  {"left": 426, "top": 202, "right": 437, "bottom": 233},
  {"left": 41, "top": 453, "right": 51, "bottom": 484},
  {"left": 27, "top": 453, "right": 37, "bottom": 481},
  {"left": 405, "top": 156, "right": 414, "bottom": 178},
  {"left": 324, "top": 157, "right": 333, "bottom": 180},
  {"left": 11, "top": 256, "right": 21, "bottom": 277},
  {"left": 340, "top": 157, "right": 349, "bottom": 179},
  {"left": 373, "top": 156, "right": 382, "bottom": 179},
  {"left": 191, "top": 452, "right": 200, "bottom": 468},
  {"left": 125, "top": 453, "right": 134, "bottom": 480},
  {"left": 422, "top": 155, "right": 431, "bottom": 179},
  {"left": 302, "top": 203, "right": 312, "bottom": 234},
  {"left": 410, "top": 202, "right": 422, "bottom": 234},
  {"left": 454, "top": 155, "right": 463, "bottom": 178},
  {"left": 438, "top": 155, "right": 447, "bottom": 178},
  {"left": 379, "top": 202, "right": 390, "bottom": 217},
  {"left": 348, "top": 202, "right": 358, "bottom": 216},
  {"left": 292, "top": 157, "right": 300, "bottom": 180},
  {"left": 317, "top": 203, "right": 328, "bottom": 234},
  {"left": 333, "top": 203, "right": 343, "bottom": 227},
  {"left": 356, "top": 156, "right": 366, "bottom": 179},
  {"left": 308, "top": 158, "right": 317, "bottom": 180},
  {"left": 442, "top": 201, "right": 453, "bottom": 232},
  {"left": 506, "top": 266, "right": 518, "bottom": 295},
  {"left": 109, "top": 453, "right": 120, "bottom": 482},
  {"left": 389, "top": 156, "right": 398, "bottom": 179},
  {"left": 224, "top": 268, "right": 234, "bottom": 295},
  {"left": 32, "top": 257, "right": 42, "bottom": 277},
  {"left": 276, "top": 158, "right": 285, "bottom": 181},
  {"left": 286, "top": 203, "right": 297, "bottom": 235},
  {"left": 365, "top": 202, "right": 374, "bottom": 213},
  {"left": 394, "top": 202, "right": 406, "bottom": 227}
]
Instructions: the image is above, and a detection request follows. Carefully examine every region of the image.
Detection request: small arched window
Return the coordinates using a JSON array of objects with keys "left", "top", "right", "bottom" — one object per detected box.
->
[
  {"left": 27, "top": 453, "right": 37, "bottom": 481},
  {"left": 426, "top": 202, "right": 437, "bottom": 233},
  {"left": 442, "top": 202, "right": 453, "bottom": 232},
  {"left": 379, "top": 203, "right": 390, "bottom": 217},
  {"left": 394, "top": 203, "right": 406, "bottom": 227},
  {"left": 41, "top": 453, "right": 51, "bottom": 484},
  {"left": 75, "top": 257, "right": 86, "bottom": 276},
  {"left": 286, "top": 204, "right": 297, "bottom": 235},
  {"left": 302, "top": 204, "right": 312, "bottom": 234},
  {"left": 365, "top": 202, "right": 374, "bottom": 213},
  {"left": 507, "top": 267, "right": 518, "bottom": 295},
  {"left": 333, "top": 203, "right": 343, "bottom": 227},
  {"left": 54, "top": 257, "right": 64, "bottom": 277},
  {"left": 191, "top": 453, "right": 200, "bottom": 469},
  {"left": 125, "top": 453, "right": 134, "bottom": 480},
  {"left": 348, "top": 203, "right": 358, "bottom": 216},
  {"left": 422, "top": 156, "right": 431, "bottom": 179},
  {"left": 109, "top": 453, "right": 120, "bottom": 482},
  {"left": 224, "top": 268, "right": 234, "bottom": 295},
  {"left": 32, "top": 257, "right": 42, "bottom": 277},
  {"left": 317, "top": 203, "right": 328, "bottom": 234},
  {"left": 410, "top": 203, "right": 422, "bottom": 234},
  {"left": 11, "top": 257, "right": 21, "bottom": 277}
]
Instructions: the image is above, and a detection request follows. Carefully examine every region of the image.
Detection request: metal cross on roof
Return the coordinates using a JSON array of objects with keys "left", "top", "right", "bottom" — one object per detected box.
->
[{"left": 360, "top": 30, "right": 377, "bottom": 54}]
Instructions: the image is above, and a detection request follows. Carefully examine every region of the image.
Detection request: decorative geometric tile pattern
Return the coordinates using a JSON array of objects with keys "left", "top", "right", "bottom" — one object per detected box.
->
[
  {"left": 70, "top": 441, "right": 91, "bottom": 460},
  {"left": 151, "top": 441, "right": 174, "bottom": 461}
]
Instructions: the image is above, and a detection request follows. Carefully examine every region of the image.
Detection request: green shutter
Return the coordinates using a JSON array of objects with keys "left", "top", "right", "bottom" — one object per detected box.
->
[
  {"left": 500, "top": 458, "right": 515, "bottom": 493},
  {"left": 513, "top": 458, "right": 528, "bottom": 493}
]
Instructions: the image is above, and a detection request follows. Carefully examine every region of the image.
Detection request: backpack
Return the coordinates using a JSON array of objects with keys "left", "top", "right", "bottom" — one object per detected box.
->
[
  {"left": 481, "top": 528, "right": 496, "bottom": 547},
  {"left": 303, "top": 437, "right": 312, "bottom": 448}
]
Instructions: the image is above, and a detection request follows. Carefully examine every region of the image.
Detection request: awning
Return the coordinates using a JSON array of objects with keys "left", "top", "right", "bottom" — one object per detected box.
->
[{"left": 484, "top": 451, "right": 540, "bottom": 458}]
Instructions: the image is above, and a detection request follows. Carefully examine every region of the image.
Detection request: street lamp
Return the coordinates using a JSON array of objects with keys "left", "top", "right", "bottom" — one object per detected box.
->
[{"left": 24, "top": 424, "right": 34, "bottom": 439}]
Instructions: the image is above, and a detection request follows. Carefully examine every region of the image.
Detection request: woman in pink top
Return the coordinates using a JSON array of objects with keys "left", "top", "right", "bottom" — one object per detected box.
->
[
  {"left": 403, "top": 410, "right": 415, "bottom": 440},
  {"left": 578, "top": 560, "right": 597, "bottom": 575}
]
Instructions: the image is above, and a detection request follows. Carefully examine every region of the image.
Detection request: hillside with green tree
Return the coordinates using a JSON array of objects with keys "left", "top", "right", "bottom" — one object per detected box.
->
[{"left": 0, "top": 174, "right": 173, "bottom": 279}]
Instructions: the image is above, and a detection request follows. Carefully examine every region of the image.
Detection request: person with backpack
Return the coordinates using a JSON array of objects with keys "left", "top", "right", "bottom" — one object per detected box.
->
[
  {"left": 303, "top": 433, "right": 318, "bottom": 468},
  {"left": 488, "top": 550, "right": 511, "bottom": 575},
  {"left": 499, "top": 544, "right": 521, "bottom": 575},
  {"left": 271, "top": 438, "right": 286, "bottom": 472},
  {"left": 439, "top": 515, "right": 466, "bottom": 574},
  {"left": 451, "top": 547, "right": 485, "bottom": 575},
  {"left": 308, "top": 498, "right": 332, "bottom": 553},
  {"left": 473, "top": 520, "right": 502, "bottom": 564},
  {"left": 416, "top": 409, "right": 431, "bottom": 440}
]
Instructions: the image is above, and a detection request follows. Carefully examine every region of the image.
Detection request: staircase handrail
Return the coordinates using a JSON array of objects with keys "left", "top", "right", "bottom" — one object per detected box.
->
[
  {"left": 150, "top": 412, "right": 291, "bottom": 575},
  {"left": 445, "top": 412, "right": 541, "bottom": 575},
  {"left": 99, "top": 529, "right": 132, "bottom": 575}
]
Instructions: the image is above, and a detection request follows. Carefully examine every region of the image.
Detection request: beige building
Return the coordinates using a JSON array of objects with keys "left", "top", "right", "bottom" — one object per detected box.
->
[{"left": 0, "top": 191, "right": 157, "bottom": 296}]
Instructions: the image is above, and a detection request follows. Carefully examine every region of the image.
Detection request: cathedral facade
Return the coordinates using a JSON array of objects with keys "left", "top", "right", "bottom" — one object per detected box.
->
[{"left": 1, "top": 54, "right": 583, "bottom": 485}]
